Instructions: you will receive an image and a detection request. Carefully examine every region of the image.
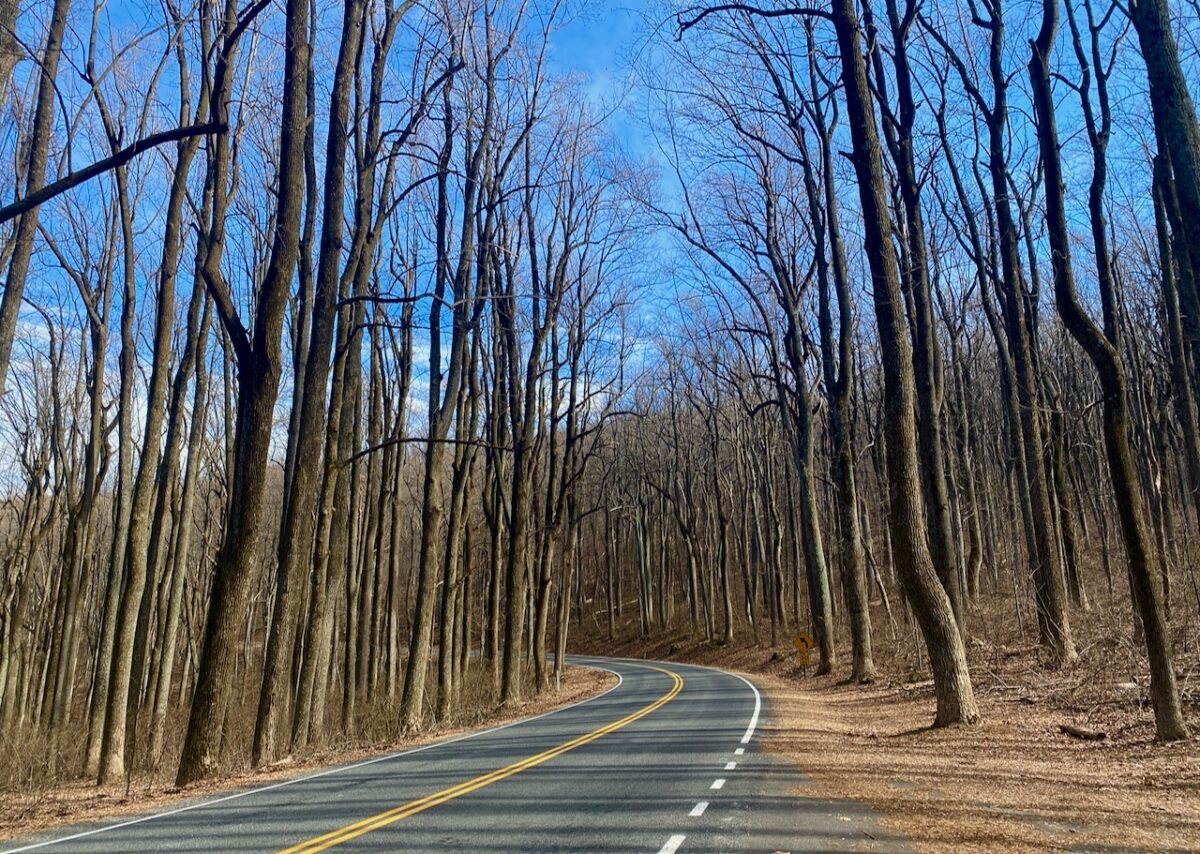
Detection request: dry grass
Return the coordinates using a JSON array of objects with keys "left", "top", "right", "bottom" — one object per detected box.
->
[
  {"left": 0, "top": 665, "right": 615, "bottom": 843},
  {"left": 573, "top": 583, "right": 1200, "bottom": 853}
]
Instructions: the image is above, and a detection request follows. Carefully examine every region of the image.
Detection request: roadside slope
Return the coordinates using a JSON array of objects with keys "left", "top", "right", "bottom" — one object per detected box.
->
[{"left": 0, "top": 666, "right": 613, "bottom": 845}]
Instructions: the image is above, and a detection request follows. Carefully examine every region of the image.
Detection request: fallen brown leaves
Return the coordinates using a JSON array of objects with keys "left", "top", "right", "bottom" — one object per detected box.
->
[{"left": 759, "top": 668, "right": 1200, "bottom": 853}]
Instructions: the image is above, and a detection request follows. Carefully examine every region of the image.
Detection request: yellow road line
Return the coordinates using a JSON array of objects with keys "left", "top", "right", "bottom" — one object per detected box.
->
[{"left": 278, "top": 664, "right": 684, "bottom": 854}]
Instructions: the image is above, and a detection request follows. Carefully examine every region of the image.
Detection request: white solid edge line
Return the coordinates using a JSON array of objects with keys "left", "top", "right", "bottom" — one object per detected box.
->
[
  {"left": 0, "top": 657, "right": 626, "bottom": 854},
  {"left": 727, "top": 670, "right": 761, "bottom": 745},
  {"left": 658, "top": 833, "right": 687, "bottom": 854},
  {"left": 710, "top": 778, "right": 726, "bottom": 790},
  {"left": 688, "top": 802, "right": 708, "bottom": 817},
  {"left": 724, "top": 761, "right": 736, "bottom": 771},
  {"left": 577, "top": 654, "right": 762, "bottom": 747},
  {"left": 734, "top": 747, "right": 744, "bottom": 755}
]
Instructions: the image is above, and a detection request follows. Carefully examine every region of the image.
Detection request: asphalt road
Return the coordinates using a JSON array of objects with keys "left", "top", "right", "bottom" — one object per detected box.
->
[{"left": 2, "top": 657, "right": 906, "bottom": 853}]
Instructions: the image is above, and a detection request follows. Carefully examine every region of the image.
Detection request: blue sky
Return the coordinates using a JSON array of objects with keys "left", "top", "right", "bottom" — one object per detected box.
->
[
  {"left": 546, "top": 1, "right": 657, "bottom": 157},
  {"left": 549, "top": 2, "right": 646, "bottom": 81}
]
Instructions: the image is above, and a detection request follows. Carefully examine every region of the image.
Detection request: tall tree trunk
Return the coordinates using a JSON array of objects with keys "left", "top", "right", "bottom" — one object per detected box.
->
[
  {"left": 1030, "top": 0, "right": 1187, "bottom": 740},
  {"left": 828, "top": 0, "right": 978, "bottom": 726},
  {"left": 176, "top": 0, "right": 310, "bottom": 785},
  {"left": 100, "top": 94, "right": 205, "bottom": 783},
  {"left": 254, "top": 0, "right": 367, "bottom": 766},
  {"left": 150, "top": 301, "right": 213, "bottom": 763}
]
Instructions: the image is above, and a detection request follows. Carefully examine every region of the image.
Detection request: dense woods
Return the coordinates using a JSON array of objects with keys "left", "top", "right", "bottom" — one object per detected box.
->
[{"left": 2, "top": 0, "right": 1200, "bottom": 794}]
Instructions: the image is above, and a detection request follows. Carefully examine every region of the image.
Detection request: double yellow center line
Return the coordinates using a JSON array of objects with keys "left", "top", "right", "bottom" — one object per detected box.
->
[{"left": 278, "top": 664, "right": 684, "bottom": 853}]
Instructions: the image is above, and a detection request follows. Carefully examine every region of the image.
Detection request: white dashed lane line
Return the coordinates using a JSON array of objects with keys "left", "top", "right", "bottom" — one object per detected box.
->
[
  {"left": 657, "top": 833, "right": 686, "bottom": 854},
  {"left": 659, "top": 669, "right": 762, "bottom": 854}
]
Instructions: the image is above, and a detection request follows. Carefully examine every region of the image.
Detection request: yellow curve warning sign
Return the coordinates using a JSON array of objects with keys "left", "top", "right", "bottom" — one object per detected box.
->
[{"left": 793, "top": 632, "right": 816, "bottom": 666}]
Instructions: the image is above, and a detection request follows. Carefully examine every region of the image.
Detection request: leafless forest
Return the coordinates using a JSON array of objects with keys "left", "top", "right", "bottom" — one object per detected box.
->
[{"left": 1, "top": 0, "right": 1199, "bottom": 796}]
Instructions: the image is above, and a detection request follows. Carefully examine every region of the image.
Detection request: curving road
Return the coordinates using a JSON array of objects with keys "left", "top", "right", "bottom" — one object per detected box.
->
[{"left": 1, "top": 657, "right": 905, "bottom": 853}]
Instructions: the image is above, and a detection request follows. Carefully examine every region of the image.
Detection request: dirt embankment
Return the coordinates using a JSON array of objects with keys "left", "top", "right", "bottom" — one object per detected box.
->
[
  {"left": 0, "top": 665, "right": 615, "bottom": 844},
  {"left": 574, "top": 617, "right": 1200, "bottom": 853}
]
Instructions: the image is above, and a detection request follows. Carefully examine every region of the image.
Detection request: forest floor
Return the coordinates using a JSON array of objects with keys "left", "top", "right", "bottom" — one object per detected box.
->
[
  {"left": 0, "top": 665, "right": 615, "bottom": 844},
  {"left": 573, "top": 594, "right": 1200, "bottom": 853}
]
